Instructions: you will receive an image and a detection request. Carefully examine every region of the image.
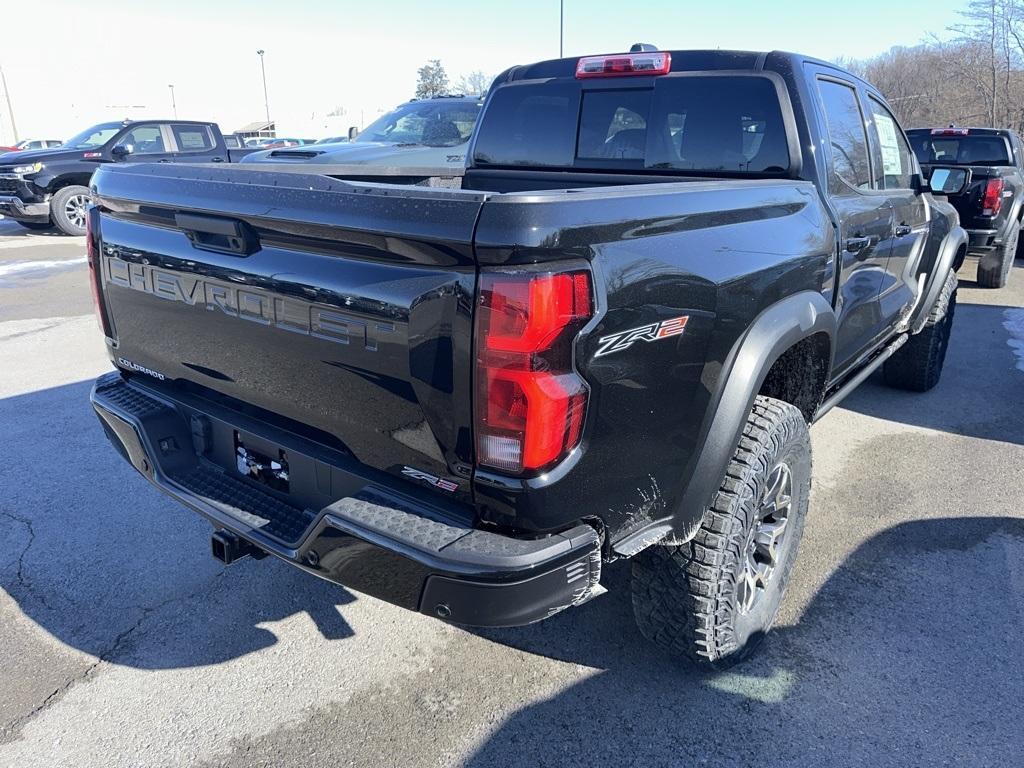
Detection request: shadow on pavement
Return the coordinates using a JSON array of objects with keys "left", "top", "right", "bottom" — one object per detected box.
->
[
  {"left": 841, "top": 300, "right": 1024, "bottom": 445},
  {"left": 0, "top": 379, "right": 357, "bottom": 670},
  {"left": 0, "top": 223, "right": 64, "bottom": 240},
  {"left": 466, "top": 516, "right": 1024, "bottom": 767}
]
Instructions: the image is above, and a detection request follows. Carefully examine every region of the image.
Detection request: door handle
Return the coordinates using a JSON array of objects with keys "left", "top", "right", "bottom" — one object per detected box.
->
[
  {"left": 894, "top": 224, "right": 912, "bottom": 237},
  {"left": 210, "top": 157, "right": 225, "bottom": 163},
  {"left": 157, "top": 159, "right": 169, "bottom": 163},
  {"left": 844, "top": 235, "right": 873, "bottom": 253}
]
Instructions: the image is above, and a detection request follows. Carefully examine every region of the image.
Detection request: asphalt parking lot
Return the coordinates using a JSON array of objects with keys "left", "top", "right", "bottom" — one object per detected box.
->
[{"left": 0, "top": 216, "right": 1021, "bottom": 768}]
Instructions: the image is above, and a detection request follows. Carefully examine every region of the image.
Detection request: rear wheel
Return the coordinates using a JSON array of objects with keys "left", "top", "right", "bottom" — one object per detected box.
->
[
  {"left": 50, "top": 185, "right": 91, "bottom": 236},
  {"left": 16, "top": 221, "right": 53, "bottom": 231},
  {"left": 883, "top": 272, "right": 957, "bottom": 392},
  {"left": 977, "top": 224, "right": 1017, "bottom": 288},
  {"left": 631, "top": 396, "right": 811, "bottom": 667}
]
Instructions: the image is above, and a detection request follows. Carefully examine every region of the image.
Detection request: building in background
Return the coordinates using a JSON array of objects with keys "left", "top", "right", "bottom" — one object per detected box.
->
[{"left": 234, "top": 120, "right": 276, "bottom": 141}]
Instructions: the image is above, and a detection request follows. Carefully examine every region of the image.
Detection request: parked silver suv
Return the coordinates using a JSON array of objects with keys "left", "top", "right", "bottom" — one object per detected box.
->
[{"left": 243, "top": 95, "right": 483, "bottom": 171}]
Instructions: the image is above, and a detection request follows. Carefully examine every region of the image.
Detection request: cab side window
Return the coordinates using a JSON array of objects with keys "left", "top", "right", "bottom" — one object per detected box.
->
[
  {"left": 121, "top": 125, "right": 166, "bottom": 155},
  {"left": 866, "top": 98, "right": 914, "bottom": 190},
  {"left": 171, "top": 124, "right": 215, "bottom": 153},
  {"left": 817, "top": 79, "right": 872, "bottom": 193}
]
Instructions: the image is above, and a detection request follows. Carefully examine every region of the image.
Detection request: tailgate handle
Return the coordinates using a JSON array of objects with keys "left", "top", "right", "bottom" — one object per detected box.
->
[{"left": 175, "top": 212, "right": 258, "bottom": 256}]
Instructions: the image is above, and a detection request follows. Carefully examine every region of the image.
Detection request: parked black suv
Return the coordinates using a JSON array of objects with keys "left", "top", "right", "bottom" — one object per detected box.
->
[
  {"left": 908, "top": 127, "right": 1024, "bottom": 287},
  {"left": 0, "top": 119, "right": 249, "bottom": 235},
  {"left": 89, "top": 49, "right": 967, "bottom": 665}
]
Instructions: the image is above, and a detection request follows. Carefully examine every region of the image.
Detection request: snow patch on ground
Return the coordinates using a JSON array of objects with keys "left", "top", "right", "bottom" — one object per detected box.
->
[
  {"left": 0, "top": 256, "right": 86, "bottom": 281},
  {"left": 1003, "top": 308, "right": 1024, "bottom": 372}
]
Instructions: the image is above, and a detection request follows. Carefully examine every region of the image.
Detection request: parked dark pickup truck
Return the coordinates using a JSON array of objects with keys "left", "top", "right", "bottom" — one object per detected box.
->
[
  {"left": 89, "top": 49, "right": 967, "bottom": 665},
  {"left": 0, "top": 119, "right": 252, "bottom": 235},
  {"left": 908, "top": 127, "right": 1023, "bottom": 287}
]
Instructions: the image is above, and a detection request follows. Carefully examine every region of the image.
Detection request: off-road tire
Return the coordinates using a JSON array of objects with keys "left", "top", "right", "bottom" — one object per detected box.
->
[
  {"left": 977, "top": 224, "right": 1017, "bottom": 288},
  {"left": 16, "top": 221, "right": 53, "bottom": 231},
  {"left": 882, "top": 272, "right": 957, "bottom": 392},
  {"left": 49, "top": 185, "right": 91, "bottom": 236},
  {"left": 631, "top": 396, "right": 811, "bottom": 667}
]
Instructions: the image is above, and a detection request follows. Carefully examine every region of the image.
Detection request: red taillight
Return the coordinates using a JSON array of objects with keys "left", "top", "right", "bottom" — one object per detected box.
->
[
  {"left": 475, "top": 269, "right": 593, "bottom": 474},
  {"left": 576, "top": 51, "right": 671, "bottom": 79},
  {"left": 931, "top": 128, "right": 969, "bottom": 136},
  {"left": 86, "top": 209, "right": 111, "bottom": 336},
  {"left": 982, "top": 178, "right": 1004, "bottom": 216}
]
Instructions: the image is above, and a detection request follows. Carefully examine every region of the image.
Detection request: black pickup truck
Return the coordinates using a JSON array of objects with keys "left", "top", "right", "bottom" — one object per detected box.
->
[
  {"left": 907, "top": 127, "right": 1023, "bottom": 287},
  {"left": 88, "top": 49, "right": 967, "bottom": 665},
  {"left": 0, "top": 119, "right": 252, "bottom": 235}
]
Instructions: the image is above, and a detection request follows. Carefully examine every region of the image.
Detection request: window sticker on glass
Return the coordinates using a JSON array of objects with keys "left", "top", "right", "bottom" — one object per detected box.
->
[
  {"left": 179, "top": 132, "right": 207, "bottom": 150},
  {"left": 874, "top": 114, "right": 902, "bottom": 176}
]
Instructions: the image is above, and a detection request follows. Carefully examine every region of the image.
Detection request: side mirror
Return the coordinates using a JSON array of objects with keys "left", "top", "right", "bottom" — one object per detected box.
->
[
  {"left": 348, "top": 126, "right": 359, "bottom": 140},
  {"left": 110, "top": 143, "right": 134, "bottom": 160},
  {"left": 926, "top": 166, "right": 970, "bottom": 196}
]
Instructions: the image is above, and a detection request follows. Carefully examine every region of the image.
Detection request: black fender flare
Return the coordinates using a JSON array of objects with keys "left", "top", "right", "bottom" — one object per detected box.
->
[
  {"left": 1009, "top": 196, "right": 1024, "bottom": 228},
  {"left": 978, "top": 204, "right": 1019, "bottom": 272},
  {"left": 612, "top": 291, "right": 836, "bottom": 555},
  {"left": 908, "top": 226, "right": 966, "bottom": 334}
]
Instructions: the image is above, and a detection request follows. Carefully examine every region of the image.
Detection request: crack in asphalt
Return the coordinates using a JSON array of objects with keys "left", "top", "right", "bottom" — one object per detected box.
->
[
  {"left": 0, "top": 565, "right": 228, "bottom": 744},
  {"left": 0, "top": 510, "right": 53, "bottom": 611}
]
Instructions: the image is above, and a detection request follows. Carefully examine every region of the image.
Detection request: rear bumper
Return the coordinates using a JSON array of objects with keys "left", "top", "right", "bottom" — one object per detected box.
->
[
  {"left": 0, "top": 194, "right": 49, "bottom": 221},
  {"left": 90, "top": 372, "right": 601, "bottom": 627},
  {"left": 966, "top": 227, "right": 1000, "bottom": 251}
]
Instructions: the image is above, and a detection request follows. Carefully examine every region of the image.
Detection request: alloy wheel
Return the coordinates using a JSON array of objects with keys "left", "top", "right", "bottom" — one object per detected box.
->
[
  {"left": 65, "top": 193, "right": 90, "bottom": 231},
  {"left": 736, "top": 461, "right": 792, "bottom": 614}
]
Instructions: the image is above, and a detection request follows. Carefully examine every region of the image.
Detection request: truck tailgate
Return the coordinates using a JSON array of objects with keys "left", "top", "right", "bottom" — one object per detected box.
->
[{"left": 92, "top": 164, "right": 486, "bottom": 504}]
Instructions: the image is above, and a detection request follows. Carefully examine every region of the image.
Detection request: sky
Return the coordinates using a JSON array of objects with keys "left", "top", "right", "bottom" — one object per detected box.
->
[{"left": 0, "top": 0, "right": 967, "bottom": 144}]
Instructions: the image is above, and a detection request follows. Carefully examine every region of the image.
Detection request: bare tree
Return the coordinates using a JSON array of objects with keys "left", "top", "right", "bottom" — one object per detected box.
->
[
  {"left": 454, "top": 70, "right": 492, "bottom": 96},
  {"left": 849, "top": 13, "right": 1024, "bottom": 134},
  {"left": 949, "top": 0, "right": 1002, "bottom": 125}
]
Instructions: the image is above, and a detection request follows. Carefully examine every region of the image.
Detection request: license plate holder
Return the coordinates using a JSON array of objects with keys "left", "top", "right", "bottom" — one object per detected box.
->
[{"left": 234, "top": 430, "right": 290, "bottom": 493}]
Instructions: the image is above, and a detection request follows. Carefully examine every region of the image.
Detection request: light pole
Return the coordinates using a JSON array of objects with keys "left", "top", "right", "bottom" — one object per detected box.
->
[
  {"left": 0, "top": 64, "right": 18, "bottom": 143},
  {"left": 168, "top": 84, "right": 177, "bottom": 118},
  {"left": 256, "top": 49, "right": 271, "bottom": 129},
  {"left": 559, "top": 0, "right": 564, "bottom": 58}
]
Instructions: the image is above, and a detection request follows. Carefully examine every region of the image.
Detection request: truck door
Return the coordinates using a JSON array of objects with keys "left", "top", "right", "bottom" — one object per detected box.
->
[
  {"left": 167, "top": 123, "right": 227, "bottom": 163},
  {"left": 814, "top": 76, "right": 894, "bottom": 376},
  {"left": 863, "top": 94, "right": 928, "bottom": 325},
  {"left": 117, "top": 123, "right": 177, "bottom": 164}
]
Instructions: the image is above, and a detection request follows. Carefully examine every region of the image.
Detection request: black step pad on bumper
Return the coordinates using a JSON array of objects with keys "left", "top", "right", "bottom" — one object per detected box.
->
[
  {"left": 171, "top": 465, "right": 316, "bottom": 545},
  {"left": 90, "top": 372, "right": 601, "bottom": 626}
]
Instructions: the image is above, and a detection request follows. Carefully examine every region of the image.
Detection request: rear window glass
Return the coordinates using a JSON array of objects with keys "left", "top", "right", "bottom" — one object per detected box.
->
[
  {"left": 909, "top": 134, "right": 1011, "bottom": 166},
  {"left": 472, "top": 83, "right": 579, "bottom": 167},
  {"left": 473, "top": 75, "right": 790, "bottom": 174},
  {"left": 577, "top": 90, "right": 649, "bottom": 160}
]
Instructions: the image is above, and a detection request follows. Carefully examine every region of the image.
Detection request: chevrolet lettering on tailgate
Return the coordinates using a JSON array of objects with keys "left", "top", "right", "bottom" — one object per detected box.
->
[{"left": 103, "top": 253, "right": 395, "bottom": 349}]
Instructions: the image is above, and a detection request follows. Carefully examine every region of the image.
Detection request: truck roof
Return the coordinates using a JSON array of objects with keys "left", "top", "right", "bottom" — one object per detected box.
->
[
  {"left": 122, "top": 119, "right": 216, "bottom": 126},
  {"left": 407, "top": 94, "right": 483, "bottom": 102},
  {"left": 907, "top": 127, "right": 1018, "bottom": 136},
  {"left": 500, "top": 48, "right": 873, "bottom": 88}
]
